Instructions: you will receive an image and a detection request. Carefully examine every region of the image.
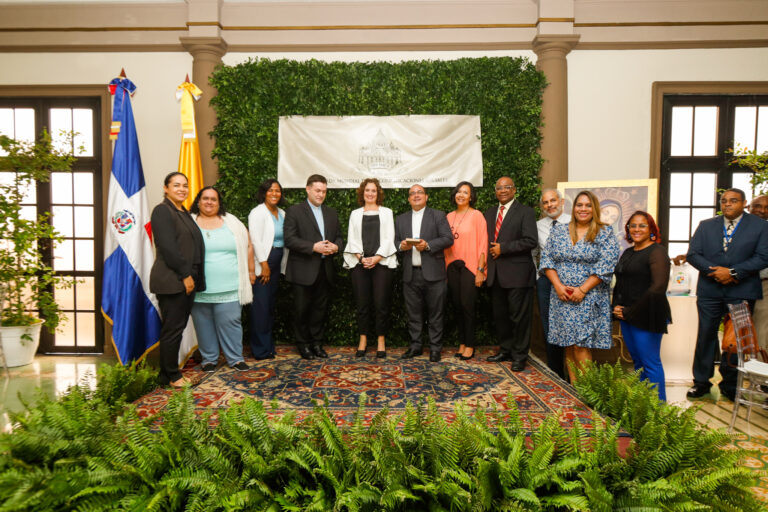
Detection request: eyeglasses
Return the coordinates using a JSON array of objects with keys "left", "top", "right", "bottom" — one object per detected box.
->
[
  {"left": 495, "top": 185, "right": 514, "bottom": 191},
  {"left": 409, "top": 190, "right": 425, "bottom": 196},
  {"left": 628, "top": 223, "right": 649, "bottom": 229}
]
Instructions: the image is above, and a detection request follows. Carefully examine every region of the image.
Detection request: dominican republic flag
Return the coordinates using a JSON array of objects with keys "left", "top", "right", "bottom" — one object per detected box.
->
[{"left": 101, "top": 76, "right": 162, "bottom": 364}]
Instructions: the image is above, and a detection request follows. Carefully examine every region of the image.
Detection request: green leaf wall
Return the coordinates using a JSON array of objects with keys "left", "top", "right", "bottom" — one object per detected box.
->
[{"left": 210, "top": 57, "right": 546, "bottom": 347}]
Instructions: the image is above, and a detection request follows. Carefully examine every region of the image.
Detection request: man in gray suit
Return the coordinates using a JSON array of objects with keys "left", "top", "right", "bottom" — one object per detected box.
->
[{"left": 395, "top": 184, "right": 454, "bottom": 362}]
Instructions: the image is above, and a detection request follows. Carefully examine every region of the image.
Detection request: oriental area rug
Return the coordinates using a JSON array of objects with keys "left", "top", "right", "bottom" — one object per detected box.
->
[{"left": 134, "top": 346, "right": 597, "bottom": 431}]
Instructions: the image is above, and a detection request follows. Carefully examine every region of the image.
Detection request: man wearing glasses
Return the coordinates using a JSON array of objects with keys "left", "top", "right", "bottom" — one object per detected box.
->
[
  {"left": 396, "top": 184, "right": 454, "bottom": 362},
  {"left": 484, "top": 176, "right": 538, "bottom": 371},
  {"left": 686, "top": 188, "right": 768, "bottom": 400}
]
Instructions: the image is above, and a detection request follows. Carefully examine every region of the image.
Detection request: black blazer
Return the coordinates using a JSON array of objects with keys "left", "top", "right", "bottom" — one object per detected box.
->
[
  {"left": 484, "top": 200, "right": 538, "bottom": 288},
  {"left": 283, "top": 200, "right": 344, "bottom": 286},
  {"left": 149, "top": 198, "right": 206, "bottom": 295},
  {"left": 687, "top": 213, "right": 768, "bottom": 300},
  {"left": 395, "top": 207, "right": 454, "bottom": 283}
]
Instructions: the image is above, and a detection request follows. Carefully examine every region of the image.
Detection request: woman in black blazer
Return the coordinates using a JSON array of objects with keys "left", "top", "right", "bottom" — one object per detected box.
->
[{"left": 149, "top": 172, "right": 206, "bottom": 387}]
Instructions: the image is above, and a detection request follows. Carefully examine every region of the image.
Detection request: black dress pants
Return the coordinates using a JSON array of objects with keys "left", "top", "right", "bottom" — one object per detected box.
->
[
  {"left": 491, "top": 281, "right": 534, "bottom": 363},
  {"left": 292, "top": 270, "right": 330, "bottom": 348},
  {"left": 403, "top": 268, "right": 447, "bottom": 352},
  {"left": 157, "top": 291, "right": 196, "bottom": 385},
  {"left": 350, "top": 264, "right": 395, "bottom": 338},
  {"left": 447, "top": 260, "right": 478, "bottom": 347}
]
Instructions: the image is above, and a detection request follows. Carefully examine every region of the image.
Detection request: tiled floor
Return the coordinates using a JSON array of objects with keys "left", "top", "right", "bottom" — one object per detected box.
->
[{"left": 0, "top": 354, "right": 117, "bottom": 432}]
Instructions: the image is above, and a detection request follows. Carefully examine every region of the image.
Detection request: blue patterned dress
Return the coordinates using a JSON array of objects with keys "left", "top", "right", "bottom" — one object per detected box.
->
[{"left": 539, "top": 223, "right": 619, "bottom": 349}]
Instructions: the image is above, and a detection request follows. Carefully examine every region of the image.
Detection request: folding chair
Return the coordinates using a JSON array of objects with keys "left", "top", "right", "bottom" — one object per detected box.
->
[{"left": 727, "top": 301, "right": 768, "bottom": 432}]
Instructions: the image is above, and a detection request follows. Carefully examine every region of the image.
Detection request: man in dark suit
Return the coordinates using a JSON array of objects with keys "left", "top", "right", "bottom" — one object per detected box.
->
[
  {"left": 484, "top": 176, "right": 538, "bottom": 372},
  {"left": 396, "top": 184, "right": 454, "bottom": 362},
  {"left": 686, "top": 188, "right": 768, "bottom": 400},
  {"left": 284, "top": 174, "right": 344, "bottom": 360}
]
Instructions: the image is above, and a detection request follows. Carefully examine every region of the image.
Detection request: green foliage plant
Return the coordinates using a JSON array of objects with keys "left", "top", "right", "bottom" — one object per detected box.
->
[
  {"left": 573, "top": 362, "right": 764, "bottom": 511},
  {"left": 729, "top": 145, "right": 768, "bottom": 195},
  {"left": 210, "top": 57, "right": 546, "bottom": 347},
  {"left": 0, "top": 362, "right": 764, "bottom": 511},
  {"left": 0, "top": 132, "right": 76, "bottom": 334}
]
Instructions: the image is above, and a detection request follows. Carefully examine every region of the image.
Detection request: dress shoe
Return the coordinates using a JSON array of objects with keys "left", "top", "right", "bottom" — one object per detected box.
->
[
  {"left": 401, "top": 348, "right": 422, "bottom": 359},
  {"left": 311, "top": 345, "right": 328, "bottom": 358},
  {"left": 510, "top": 360, "right": 526, "bottom": 372},
  {"left": 232, "top": 361, "right": 249, "bottom": 372},
  {"left": 298, "top": 346, "right": 315, "bottom": 360},
  {"left": 355, "top": 349, "right": 366, "bottom": 358},
  {"left": 459, "top": 351, "right": 475, "bottom": 361},
  {"left": 486, "top": 352, "right": 512, "bottom": 362},
  {"left": 429, "top": 351, "right": 441, "bottom": 363},
  {"left": 686, "top": 384, "right": 711, "bottom": 399},
  {"left": 376, "top": 350, "right": 387, "bottom": 359},
  {"left": 454, "top": 352, "right": 463, "bottom": 358}
]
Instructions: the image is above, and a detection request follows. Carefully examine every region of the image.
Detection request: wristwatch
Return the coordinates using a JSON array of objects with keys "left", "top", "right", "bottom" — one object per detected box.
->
[{"left": 729, "top": 268, "right": 738, "bottom": 279}]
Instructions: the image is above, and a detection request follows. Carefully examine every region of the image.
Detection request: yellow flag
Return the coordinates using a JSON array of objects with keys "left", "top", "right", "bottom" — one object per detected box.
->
[{"left": 176, "top": 81, "right": 204, "bottom": 210}]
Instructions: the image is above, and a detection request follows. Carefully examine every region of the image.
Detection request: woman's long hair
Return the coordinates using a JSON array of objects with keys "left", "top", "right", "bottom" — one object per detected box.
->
[{"left": 569, "top": 190, "right": 606, "bottom": 244}]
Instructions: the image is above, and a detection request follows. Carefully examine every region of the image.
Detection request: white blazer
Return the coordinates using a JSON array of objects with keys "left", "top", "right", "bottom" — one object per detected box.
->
[
  {"left": 247, "top": 203, "right": 289, "bottom": 276},
  {"left": 343, "top": 206, "right": 398, "bottom": 269}
]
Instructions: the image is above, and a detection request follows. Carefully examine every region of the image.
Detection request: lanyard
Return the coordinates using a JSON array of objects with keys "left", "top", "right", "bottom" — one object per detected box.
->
[{"left": 723, "top": 217, "right": 742, "bottom": 247}]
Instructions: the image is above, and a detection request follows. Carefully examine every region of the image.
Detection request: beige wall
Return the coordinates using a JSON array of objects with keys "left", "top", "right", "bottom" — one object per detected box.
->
[
  {"left": 223, "top": 49, "right": 536, "bottom": 66},
  {"left": 567, "top": 47, "right": 768, "bottom": 183},
  {"left": 0, "top": 52, "right": 192, "bottom": 207},
  {"left": 3, "top": 47, "right": 768, "bottom": 204}
]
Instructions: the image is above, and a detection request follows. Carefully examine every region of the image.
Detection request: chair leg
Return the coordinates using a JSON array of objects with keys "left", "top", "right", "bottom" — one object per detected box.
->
[{"left": 729, "top": 384, "right": 743, "bottom": 433}]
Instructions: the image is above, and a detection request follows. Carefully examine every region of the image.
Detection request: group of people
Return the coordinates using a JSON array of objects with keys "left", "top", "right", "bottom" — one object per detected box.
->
[{"left": 146, "top": 169, "right": 768, "bottom": 406}]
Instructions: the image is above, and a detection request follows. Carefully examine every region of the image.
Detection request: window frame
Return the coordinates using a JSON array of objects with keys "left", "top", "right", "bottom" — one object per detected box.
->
[{"left": 0, "top": 86, "right": 111, "bottom": 354}]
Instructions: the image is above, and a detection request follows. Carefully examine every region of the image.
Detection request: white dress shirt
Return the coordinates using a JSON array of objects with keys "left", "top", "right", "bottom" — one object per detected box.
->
[
  {"left": 534, "top": 213, "right": 570, "bottom": 269},
  {"left": 411, "top": 208, "right": 425, "bottom": 267}
]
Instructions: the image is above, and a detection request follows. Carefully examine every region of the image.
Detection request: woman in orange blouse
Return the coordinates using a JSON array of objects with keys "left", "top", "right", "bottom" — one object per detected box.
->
[{"left": 445, "top": 181, "right": 488, "bottom": 360}]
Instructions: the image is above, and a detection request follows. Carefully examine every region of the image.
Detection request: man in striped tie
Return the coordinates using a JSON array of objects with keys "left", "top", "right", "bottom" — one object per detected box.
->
[{"left": 483, "top": 176, "right": 538, "bottom": 371}]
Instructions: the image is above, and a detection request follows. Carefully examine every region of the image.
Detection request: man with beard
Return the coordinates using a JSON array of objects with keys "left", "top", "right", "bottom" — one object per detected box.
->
[{"left": 535, "top": 188, "right": 571, "bottom": 379}]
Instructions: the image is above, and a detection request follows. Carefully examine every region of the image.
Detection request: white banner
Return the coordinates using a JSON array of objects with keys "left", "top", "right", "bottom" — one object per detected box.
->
[{"left": 277, "top": 115, "right": 483, "bottom": 188}]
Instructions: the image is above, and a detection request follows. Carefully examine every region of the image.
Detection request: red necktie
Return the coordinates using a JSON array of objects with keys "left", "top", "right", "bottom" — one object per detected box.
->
[{"left": 494, "top": 205, "right": 504, "bottom": 241}]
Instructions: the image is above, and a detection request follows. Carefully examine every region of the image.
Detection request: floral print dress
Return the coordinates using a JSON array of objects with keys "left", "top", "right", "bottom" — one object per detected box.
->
[{"left": 539, "top": 223, "right": 619, "bottom": 349}]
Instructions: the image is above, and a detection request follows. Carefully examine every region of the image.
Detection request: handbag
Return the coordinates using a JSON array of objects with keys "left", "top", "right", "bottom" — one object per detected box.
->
[{"left": 721, "top": 313, "right": 768, "bottom": 363}]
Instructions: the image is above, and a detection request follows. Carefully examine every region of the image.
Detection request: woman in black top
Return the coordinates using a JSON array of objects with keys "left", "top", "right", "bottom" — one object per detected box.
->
[
  {"left": 149, "top": 172, "right": 206, "bottom": 388},
  {"left": 612, "top": 211, "right": 671, "bottom": 401},
  {"left": 342, "top": 178, "right": 397, "bottom": 358}
]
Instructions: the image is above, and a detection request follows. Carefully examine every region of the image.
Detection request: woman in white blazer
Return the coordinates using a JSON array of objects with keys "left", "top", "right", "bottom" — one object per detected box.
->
[
  {"left": 247, "top": 179, "right": 289, "bottom": 359},
  {"left": 343, "top": 178, "right": 397, "bottom": 358}
]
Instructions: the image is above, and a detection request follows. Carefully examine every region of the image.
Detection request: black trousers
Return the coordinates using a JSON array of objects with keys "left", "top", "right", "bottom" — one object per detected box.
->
[
  {"left": 403, "top": 268, "right": 447, "bottom": 352},
  {"left": 292, "top": 270, "right": 330, "bottom": 348},
  {"left": 350, "top": 264, "right": 395, "bottom": 338},
  {"left": 693, "top": 296, "right": 754, "bottom": 396},
  {"left": 157, "top": 291, "right": 195, "bottom": 385},
  {"left": 491, "top": 281, "right": 534, "bottom": 363},
  {"left": 447, "top": 261, "right": 478, "bottom": 347}
]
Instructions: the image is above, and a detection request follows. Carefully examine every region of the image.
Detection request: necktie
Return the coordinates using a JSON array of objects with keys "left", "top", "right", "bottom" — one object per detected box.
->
[
  {"left": 494, "top": 205, "right": 504, "bottom": 241},
  {"left": 724, "top": 220, "right": 734, "bottom": 252}
]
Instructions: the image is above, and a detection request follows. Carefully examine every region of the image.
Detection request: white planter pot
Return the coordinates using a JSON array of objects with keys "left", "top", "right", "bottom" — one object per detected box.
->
[{"left": 0, "top": 321, "right": 43, "bottom": 367}]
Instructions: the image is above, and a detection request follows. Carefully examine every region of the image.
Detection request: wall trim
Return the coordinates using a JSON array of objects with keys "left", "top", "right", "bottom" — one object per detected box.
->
[
  {"left": 649, "top": 81, "right": 768, "bottom": 181},
  {"left": 576, "top": 21, "right": 768, "bottom": 28}
]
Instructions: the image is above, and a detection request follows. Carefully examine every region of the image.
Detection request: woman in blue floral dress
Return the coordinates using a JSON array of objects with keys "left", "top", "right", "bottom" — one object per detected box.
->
[{"left": 540, "top": 190, "right": 619, "bottom": 382}]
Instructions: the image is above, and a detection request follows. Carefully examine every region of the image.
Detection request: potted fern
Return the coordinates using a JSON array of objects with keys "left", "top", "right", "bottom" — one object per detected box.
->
[{"left": 0, "top": 131, "right": 75, "bottom": 366}]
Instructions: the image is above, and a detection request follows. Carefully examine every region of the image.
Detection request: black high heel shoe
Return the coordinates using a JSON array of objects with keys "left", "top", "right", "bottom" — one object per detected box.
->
[
  {"left": 376, "top": 350, "right": 386, "bottom": 359},
  {"left": 355, "top": 347, "right": 367, "bottom": 358}
]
